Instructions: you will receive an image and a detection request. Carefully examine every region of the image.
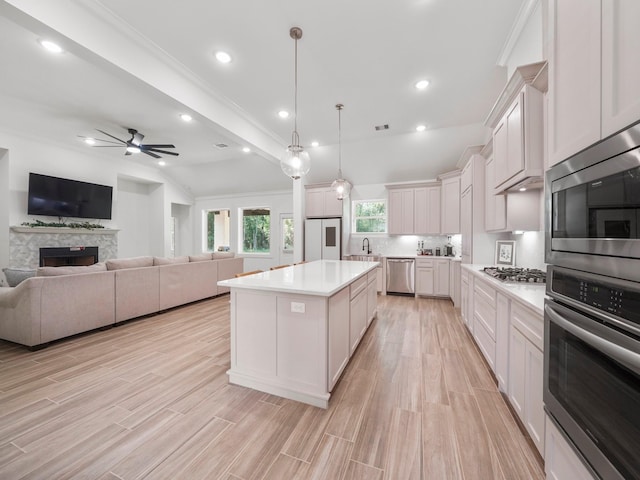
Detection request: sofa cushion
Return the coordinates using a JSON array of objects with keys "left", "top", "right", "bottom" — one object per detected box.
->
[
  {"left": 211, "top": 251, "right": 235, "bottom": 259},
  {"left": 37, "top": 262, "right": 107, "bottom": 277},
  {"left": 153, "top": 256, "right": 189, "bottom": 266},
  {"left": 2, "top": 268, "right": 37, "bottom": 287},
  {"left": 106, "top": 256, "right": 154, "bottom": 270},
  {"left": 189, "top": 253, "right": 213, "bottom": 262}
]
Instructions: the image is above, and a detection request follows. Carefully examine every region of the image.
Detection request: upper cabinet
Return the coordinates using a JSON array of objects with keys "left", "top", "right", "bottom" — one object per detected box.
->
[
  {"left": 387, "top": 183, "right": 441, "bottom": 235},
  {"left": 548, "top": 0, "right": 640, "bottom": 167},
  {"left": 305, "top": 184, "right": 343, "bottom": 218},
  {"left": 439, "top": 173, "right": 461, "bottom": 235},
  {"left": 485, "top": 62, "right": 545, "bottom": 194}
]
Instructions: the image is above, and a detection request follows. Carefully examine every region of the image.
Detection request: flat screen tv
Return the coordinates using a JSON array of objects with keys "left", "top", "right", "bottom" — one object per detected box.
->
[{"left": 27, "top": 173, "right": 113, "bottom": 220}]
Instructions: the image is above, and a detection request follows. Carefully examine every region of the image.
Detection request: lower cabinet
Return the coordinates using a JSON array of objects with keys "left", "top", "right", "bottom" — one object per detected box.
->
[
  {"left": 545, "top": 415, "right": 596, "bottom": 480},
  {"left": 416, "top": 259, "right": 434, "bottom": 296},
  {"left": 461, "top": 269, "right": 470, "bottom": 329},
  {"left": 349, "top": 277, "right": 368, "bottom": 356},
  {"left": 328, "top": 288, "right": 350, "bottom": 390},
  {"left": 366, "top": 271, "right": 377, "bottom": 326},
  {"left": 435, "top": 259, "right": 450, "bottom": 296},
  {"left": 508, "top": 302, "right": 545, "bottom": 456},
  {"left": 495, "top": 292, "right": 510, "bottom": 392},
  {"left": 472, "top": 277, "right": 497, "bottom": 371}
]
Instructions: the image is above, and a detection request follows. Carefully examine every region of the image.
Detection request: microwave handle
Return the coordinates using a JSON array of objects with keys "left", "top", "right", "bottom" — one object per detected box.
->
[{"left": 545, "top": 304, "right": 640, "bottom": 376}]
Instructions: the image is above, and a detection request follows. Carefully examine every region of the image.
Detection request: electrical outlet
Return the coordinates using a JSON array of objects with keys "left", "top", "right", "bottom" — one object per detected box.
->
[{"left": 290, "top": 302, "right": 305, "bottom": 313}]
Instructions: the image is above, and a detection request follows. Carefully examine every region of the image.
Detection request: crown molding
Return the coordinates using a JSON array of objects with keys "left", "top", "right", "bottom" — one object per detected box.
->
[{"left": 496, "top": 0, "right": 541, "bottom": 67}]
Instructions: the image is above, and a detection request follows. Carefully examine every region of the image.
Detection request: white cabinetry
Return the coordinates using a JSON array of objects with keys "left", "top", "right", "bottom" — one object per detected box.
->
[
  {"left": 459, "top": 154, "right": 486, "bottom": 263},
  {"left": 548, "top": 0, "right": 640, "bottom": 167},
  {"left": 328, "top": 287, "right": 350, "bottom": 390},
  {"left": 484, "top": 154, "right": 506, "bottom": 231},
  {"left": 306, "top": 185, "right": 343, "bottom": 218},
  {"left": 460, "top": 187, "right": 472, "bottom": 261},
  {"left": 508, "top": 302, "right": 545, "bottom": 456},
  {"left": 461, "top": 269, "right": 472, "bottom": 331},
  {"left": 435, "top": 259, "right": 450, "bottom": 296},
  {"left": 366, "top": 270, "right": 377, "bottom": 326},
  {"left": 545, "top": 416, "right": 596, "bottom": 480},
  {"left": 349, "top": 276, "right": 368, "bottom": 356},
  {"left": 449, "top": 260, "right": 461, "bottom": 308},
  {"left": 415, "top": 258, "right": 434, "bottom": 296},
  {"left": 414, "top": 185, "right": 441, "bottom": 234},
  {"left": 388, "top": 188, "right": 414, "bottom": 234},
  {"left": 387, "top": 183, "right": 440, "bottom": 235},
  {"left": 439, "top": 173, "right": 460, "bottom": 234},
  {"left": 495, "top": 292, "right": 510, "bottom": 392},
  {"left": 472, "top": 277, "right": 497, "bottom": 370}
]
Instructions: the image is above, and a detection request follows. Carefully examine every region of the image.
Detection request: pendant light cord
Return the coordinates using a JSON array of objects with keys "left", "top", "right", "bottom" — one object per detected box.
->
[
  {"left": 292, "top": 34, "right": 299, "bottom": 146},
  {"left": 338, "top": 106, "right": 342, "bottom": 177}
]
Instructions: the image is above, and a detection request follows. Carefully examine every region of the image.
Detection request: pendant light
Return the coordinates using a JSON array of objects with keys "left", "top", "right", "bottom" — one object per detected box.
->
[
  {"left": 280, "top": 27, "right": 311, "bottom": 179},
  {"left": 331, "top": 104, "right": 352, "bottom": 199}
]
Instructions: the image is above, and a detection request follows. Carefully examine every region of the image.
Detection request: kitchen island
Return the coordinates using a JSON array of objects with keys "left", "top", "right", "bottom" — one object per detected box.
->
[{"left": 217, "top": 259, "right": 379, "bottom": 408}]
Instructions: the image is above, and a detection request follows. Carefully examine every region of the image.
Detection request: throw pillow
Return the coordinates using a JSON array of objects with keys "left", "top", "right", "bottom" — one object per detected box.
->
[
  {"left": 2, "top": 267, "right": 37, "bottom": 287},
  {"left": 211, "top": 252, "right": 235, "bottom": 259},
  {"left": 37, "top": 262, "right": 107, "bottom": 277},
  {"left": 188, "top": 253, "right": 213, "bottom": 262},
  {"left": 106, "top": 256, "right": 154, "bottom": 270},
  {"left": 153, "top": 256, "right": 189, "bottom": 266}
]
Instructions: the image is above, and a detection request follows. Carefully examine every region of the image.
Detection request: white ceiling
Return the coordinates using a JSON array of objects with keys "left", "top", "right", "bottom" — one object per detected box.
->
[{"left": 0, "top": 0, "right": 529, "bottom": 197}]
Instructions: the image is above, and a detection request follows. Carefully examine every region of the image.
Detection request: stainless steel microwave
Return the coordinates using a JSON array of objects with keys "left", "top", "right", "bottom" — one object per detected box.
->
[{"left": 545, "top": 119, "right": 640, "bottom": 282}]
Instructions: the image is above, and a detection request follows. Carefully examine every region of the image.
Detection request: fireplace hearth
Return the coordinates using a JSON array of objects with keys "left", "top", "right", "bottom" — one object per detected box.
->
[{"left": 39, "top": 246, "right": 99, "bottom": 267}]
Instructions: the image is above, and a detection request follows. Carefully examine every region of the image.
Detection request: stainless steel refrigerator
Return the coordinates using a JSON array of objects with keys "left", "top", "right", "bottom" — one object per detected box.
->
[{"left": 304, "top": 218, "right": 341, "bottom": 261}]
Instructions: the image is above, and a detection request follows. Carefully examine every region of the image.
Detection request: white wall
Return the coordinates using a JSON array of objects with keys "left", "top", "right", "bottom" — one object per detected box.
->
[
  {"left": 504, "top": 1, "right": 544, "bottom": 78},
  {"left": 0, "top": 149, "right": 9, "bottom": 284},
  {"left": 171, "top": 202, "right": 192, "bottom": 257},
  {"left": 195, "top": 190, "right": 293, "bottom": 272},
  {"left": 0, "top": 128, "right": 194, "bottom": 260},
  {"left": 117, "top": 178, "right": 153, "bottom": 258}
]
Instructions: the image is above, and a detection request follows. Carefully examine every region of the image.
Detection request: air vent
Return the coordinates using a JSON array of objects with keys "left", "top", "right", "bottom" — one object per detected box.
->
[
  {"left": 214, "top": 143, "right": 229, "bottom": 149},
  {"left": 375, "top": 124, "right": 389, "bottom": 131}
]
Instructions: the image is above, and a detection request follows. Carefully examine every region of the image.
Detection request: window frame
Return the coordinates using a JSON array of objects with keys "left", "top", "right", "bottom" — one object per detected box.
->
[
  {"left": 239, "top": 206, "right": 272, "bottom": 256},
  {"left": 351, "top": 199, "right": 387, "bottom": 235},
  {"left": 202, "top": 208, "right": 231, "bottom": 253}
]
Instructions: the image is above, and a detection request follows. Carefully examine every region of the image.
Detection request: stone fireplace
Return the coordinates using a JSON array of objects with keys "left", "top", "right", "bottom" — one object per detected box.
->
[
  {"left": 39, "top": 246, "right": 99, "bottom": 267},
  {"left": 9, "top": 226, "right": 118, "bottom": 268}
]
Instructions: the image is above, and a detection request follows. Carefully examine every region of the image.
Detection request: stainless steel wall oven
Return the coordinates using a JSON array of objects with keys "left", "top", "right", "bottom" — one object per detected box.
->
[{"left": 545, "top": 120, "right": 640, "bottom": 480}]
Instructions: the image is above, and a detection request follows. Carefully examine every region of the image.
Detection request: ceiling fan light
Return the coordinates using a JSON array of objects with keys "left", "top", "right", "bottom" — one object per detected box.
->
[
  {"left": 280, "top": 145, "right": 310, "bottom": 179},
  {"left": 215, "top": 51, "right": 232, "bottom": 64},
  {"left": 84, "top": 137, "right": 96, "bottom": 145},
  {"left": 415, "top": 79, "right": 430, "bottom": 90},
  {"left": 158, "top": 160, "right": 166, "bottom": 166},
  {"left": 126, "top": 146, "right": 141, "bottom": 154},
  {"left": 242, "top": 147, "right": 251, "bottom": 153},
  {"left": 38, "top": 39, "right": 63, "bottom": 54},
  {"left": 180, "top": 113, "right": 193, "bottom": 122}
]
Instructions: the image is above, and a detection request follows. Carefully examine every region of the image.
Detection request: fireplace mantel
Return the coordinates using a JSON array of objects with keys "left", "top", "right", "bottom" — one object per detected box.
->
[{"left": 11, "top": 226, "right": 119, "bottom": 235}]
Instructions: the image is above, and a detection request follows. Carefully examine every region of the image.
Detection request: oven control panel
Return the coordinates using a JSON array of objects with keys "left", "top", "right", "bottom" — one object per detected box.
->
[{"left": 550, "top": 267, "right": 640, "bottom": 328}]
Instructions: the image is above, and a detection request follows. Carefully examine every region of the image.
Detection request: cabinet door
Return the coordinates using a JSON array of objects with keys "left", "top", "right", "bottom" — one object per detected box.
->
[
  {"left": 508, "top": 325, "right": 526, "bottom": 419},
  {"left": 416, "top": 268, "right": 434, "bottom": 296},
  {"left": 376, "top": 267, "right": 383, "bottom": 292},
  {"left": 427, "top": 186, "right": 441, "bottom": 234},
  {"left": 328, "top": 288, "right": 350, "bottom": 390},
  {"left": 495, "top": 293, "right": 510, "bottom": 393},
  {"left": 414, "top": 187, "right": 428, "bottom": 234},
  {"left": 493, "top": 119, "right": 508, "bottom": 188},
  {"left": 602, "top": 0, "right": 640, "bottom": 137},
  {"left": 505, "top": 94, "right": 524, "bottom": 184},
  {"left": 349, "top": 290, "right": 367, "bottom": 355},
  {"left": 440, "top": 177, "right": 460, "bottom": 234},
  {"left": 388, "top": 189, "right": 414, "bottom": 234},
  {"left": 461, "top": 273, "right": 469, "bottom": 327},
  {"left": 525, "top": 342, "right": 545, "bottom": 455},
  {"left": 485, "top": 156, "right": 506, "bottom": 231},
  {"left": 306, "top": 189, "right": 325, "bottom": 217},
  {"left": 366, "top": 278, "right": 377, "bottom": 326},
  {"left": 548, "top": 0, "right": 601, "bottom": 167},
  {"left": 324, "top": 190, "right": 343, "bottom": 217},
  {"left": 460, "top": 188, "right": 472, "bottom": 262},
  {"left": 435, "top": 260, "right": 450, "bottom": 296}
]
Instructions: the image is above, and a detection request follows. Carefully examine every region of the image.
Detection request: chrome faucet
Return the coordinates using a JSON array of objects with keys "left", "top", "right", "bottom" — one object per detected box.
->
[{"left": 362, "top": 237, "right": 372, "bottom": 254}]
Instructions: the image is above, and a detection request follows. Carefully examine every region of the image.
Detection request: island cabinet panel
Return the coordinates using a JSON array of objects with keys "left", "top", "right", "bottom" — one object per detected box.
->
[
  {"left": 366, "top": 271, "right": 377, "bottom": 325},
  {"left": 234, "top": 292, "right": 277, "bottom": 376},
  {"left": 328, "top": 287, "right": 350, "bottom": 390},
  {"left": 350, "top": 288, "right": 367, "bottom": 356}
]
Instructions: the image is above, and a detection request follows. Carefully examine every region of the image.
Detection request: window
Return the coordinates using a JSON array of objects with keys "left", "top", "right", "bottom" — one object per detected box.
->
[
  {"left": 241, "top": 207, "right": 270, "bottom": 253},
  {"left": 281, "top": 214, "right": 294, "bottom": 252},
  {"left": 352, "top": 200, "right": 386, "bottom": 233},
  {"left": 204, "top": 209, "right": 230, "bottom": 252}
]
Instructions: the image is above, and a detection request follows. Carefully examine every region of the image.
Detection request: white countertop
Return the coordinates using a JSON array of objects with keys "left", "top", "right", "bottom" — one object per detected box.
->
[
  {"left": 218, "top": 260, "right": 379, "bottom": 297},
  {"left": 379, "top": 254, "right": 460, "bottom": 260},
  {"left": 461, "top": 264, "right": 547, "bottom": 315}
]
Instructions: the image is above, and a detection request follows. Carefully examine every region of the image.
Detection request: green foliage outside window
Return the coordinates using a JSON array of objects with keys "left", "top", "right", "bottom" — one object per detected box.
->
[
  {"left": 206, "top": 211, "right": 216, "bottom": 251},
  {"left": 243, "top": 208, "right": 270, "bottom": 253},
  {"left": 353, "top": 200, "right": 386, "bottom": 233},
  {"left": 282, "top": 217, "right": 294, "bottom": 251}
]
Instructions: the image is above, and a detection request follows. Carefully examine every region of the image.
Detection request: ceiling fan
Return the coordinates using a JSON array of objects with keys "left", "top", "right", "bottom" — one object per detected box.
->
[{"left": 88, "top": 128, "right": 179, "bottom": 159}]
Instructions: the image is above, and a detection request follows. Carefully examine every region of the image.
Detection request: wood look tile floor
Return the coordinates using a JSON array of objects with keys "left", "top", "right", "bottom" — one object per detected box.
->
[{"left": 0, "top": 294, "right": 544, "bottom": 480}]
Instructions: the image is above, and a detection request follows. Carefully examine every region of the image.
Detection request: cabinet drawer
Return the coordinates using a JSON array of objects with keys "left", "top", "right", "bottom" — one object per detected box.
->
[
  {"left": 474, "top": 292, "right": 497, "bottom": 339},
  {"left": 511, "top": 301, "right": 543, "bottom": 351},
  {"left": 416, "top": 258, "right": 434, "bottom": 268},
  {"left": 350, "top": 276, "right": 368, "bottom": 299},
  {"left": 367, "top": 270, "right": 377, "bottom": 284},
  {"left": 474, "top": 278, "right": 496, "bottom": 309}
]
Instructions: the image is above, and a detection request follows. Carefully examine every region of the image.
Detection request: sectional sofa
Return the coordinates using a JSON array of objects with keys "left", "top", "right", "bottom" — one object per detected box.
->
[{"left": 0, "top": 252, "right": 243, "bottom": 348}]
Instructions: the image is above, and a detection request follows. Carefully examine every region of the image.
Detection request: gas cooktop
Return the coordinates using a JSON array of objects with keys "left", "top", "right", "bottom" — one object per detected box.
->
[{"left": 482, "top": 267, "right": 546, "bottom": 283}]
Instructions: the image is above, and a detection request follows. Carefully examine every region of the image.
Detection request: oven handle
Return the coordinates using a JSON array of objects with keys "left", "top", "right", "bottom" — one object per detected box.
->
[{"left": 545, "top": 304, "right": 640, "bottom": 376}]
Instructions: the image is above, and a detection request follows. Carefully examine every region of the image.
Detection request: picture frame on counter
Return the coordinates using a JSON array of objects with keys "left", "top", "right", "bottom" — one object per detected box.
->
[{"left": 495, "top": 240, "right": 516, "bottom": 266}]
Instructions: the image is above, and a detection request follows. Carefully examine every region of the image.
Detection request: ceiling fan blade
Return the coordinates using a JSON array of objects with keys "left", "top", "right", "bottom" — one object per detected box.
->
[
  {"left": 145, "top": 148, "right": 179, "bottom": 156},
  {"left": 141, "top": 150, "right": 161, "bottom": 159},
  {"left": 92, "top": 145, "right": 126, "bottom": 148},
  {"left": 96, "top": 129, "right": 126, "bottom": 144},
  {"left": 141, "top": 144, "right": 176, "bottom": 148}
]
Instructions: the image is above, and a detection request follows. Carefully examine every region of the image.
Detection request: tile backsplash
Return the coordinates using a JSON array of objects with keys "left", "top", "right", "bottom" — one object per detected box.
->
[{"left": 348, "top": 234, "right": 462, "bottom": 257}]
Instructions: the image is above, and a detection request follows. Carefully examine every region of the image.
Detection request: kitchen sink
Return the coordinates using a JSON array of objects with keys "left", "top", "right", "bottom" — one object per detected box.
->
[{"left": 345, "top": 254, "right": 381, "bottom": 262}]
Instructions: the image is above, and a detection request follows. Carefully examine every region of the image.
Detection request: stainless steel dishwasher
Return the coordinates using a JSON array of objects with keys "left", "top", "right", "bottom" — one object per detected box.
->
[{"left": 386, "top": 258, "right": 415, "bottom": 295}]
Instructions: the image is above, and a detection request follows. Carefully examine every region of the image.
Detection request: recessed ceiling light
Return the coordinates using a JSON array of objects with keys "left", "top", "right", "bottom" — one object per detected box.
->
[
  {"left": 416, "top": 125, "right": 426, "bottom": 132},
  {"left": 415, "top": 79, "right": 430, "bottom": 90},
  {"left": 126, "top": 146, "right": 141, "bottom": 154},
  {"left": 215, "top": 51, "right": 232, "bottom": 64},
  {"left": 519, "top": 187, "right": 527, "bottom": 192},
  {"left": 38, "top": 39, "right": 63, "bottom": 54},
  {"left": 242, "top": 147, "right": 251, "bottom": 153},
  {"left": 158, "top": 160, "right": 166, "bottom": 166},
  {"left": 180, "top": 113, "right": 192, "bottom": 122},
  {"left": 311, "top": 141, "right": 319, "bottom": 148},
  {"left": 278, "top": 110, "right": 290, "bottom": 119},
  {"left": 84, "top": 138, "right": 96, "bottom": 145}
]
